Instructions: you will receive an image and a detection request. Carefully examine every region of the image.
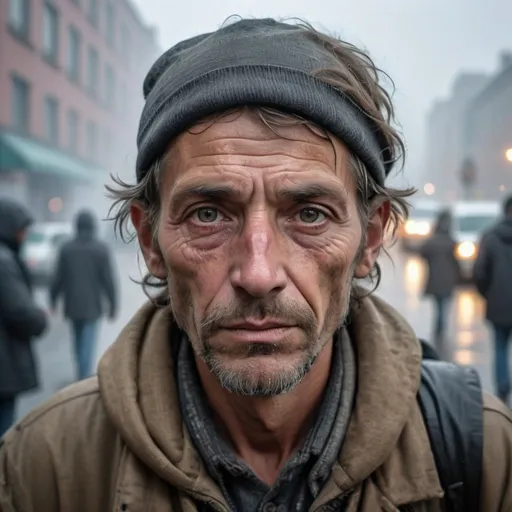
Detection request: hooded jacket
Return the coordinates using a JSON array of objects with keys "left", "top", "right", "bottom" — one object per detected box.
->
[
  {"left": 420, "top": 229, "right": 460, "bottom": 298},
  {"left": 1, "top": 295, "right": 511, "bottom": 511},
  {"left": 474, "top": 217, "right": 512, "bottom": 326},
  {"left": 0, "top": 199, "right": 47, "bottom": 396},
  {"left": 50, "top": 211, "right": 117, "bottom": 321}
]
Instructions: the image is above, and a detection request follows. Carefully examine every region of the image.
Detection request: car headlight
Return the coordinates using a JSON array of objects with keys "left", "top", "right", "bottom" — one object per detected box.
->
[
  {"left": 456, "top": 241, "right": 477, "bottom": 259},
  {"left": 404, "top": 220, "right": 431, "bottom": 236}
]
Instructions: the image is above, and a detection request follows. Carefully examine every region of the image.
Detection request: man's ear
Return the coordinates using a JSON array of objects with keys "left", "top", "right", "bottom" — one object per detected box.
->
[
  {"left": 130, "top": 203, "right": 166, "bottom": 279},
  {"left": 354, "top": 200, "right": 391, "bottom": 278}
]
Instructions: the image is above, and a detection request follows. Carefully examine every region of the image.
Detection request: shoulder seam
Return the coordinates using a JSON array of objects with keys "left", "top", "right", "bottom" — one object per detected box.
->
[
  {"left": 483, "top": 404, "right": 512, "bottom": 424},
  {"left": 17, "top": 389, "right": 100, "bottom": 430}
]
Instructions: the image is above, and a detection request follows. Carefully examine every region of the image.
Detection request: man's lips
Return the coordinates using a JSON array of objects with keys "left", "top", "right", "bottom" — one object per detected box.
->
[
  {"left": 218, "top": 321, "right": 296, "bottom": 343},
  {"left": 222, "top": 320, "right": 294, "bottom": 330}
]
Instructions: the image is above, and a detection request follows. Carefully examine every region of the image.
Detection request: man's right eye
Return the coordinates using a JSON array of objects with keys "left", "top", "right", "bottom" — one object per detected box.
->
[{"left": 192, "top": 207, "right": 220, "bottom": 223}]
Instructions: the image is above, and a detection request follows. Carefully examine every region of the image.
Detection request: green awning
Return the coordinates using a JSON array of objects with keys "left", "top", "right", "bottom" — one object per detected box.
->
[{"left": 0, "top": 131, "right": 104, "bottom": 182}]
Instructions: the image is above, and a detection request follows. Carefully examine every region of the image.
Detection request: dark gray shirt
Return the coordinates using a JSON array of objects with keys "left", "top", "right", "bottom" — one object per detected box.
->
[{"left": 177, "top": 330, "right": 356, "bottom": 512}]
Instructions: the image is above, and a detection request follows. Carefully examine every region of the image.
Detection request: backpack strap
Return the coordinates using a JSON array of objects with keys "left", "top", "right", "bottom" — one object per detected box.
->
[{"left": 418, "top": 360, "right": 483, "bottom": 512}]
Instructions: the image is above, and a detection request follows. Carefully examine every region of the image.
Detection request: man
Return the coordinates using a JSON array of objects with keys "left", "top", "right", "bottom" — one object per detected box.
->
[
  {"left": 0, "top": 199, "right": 47, "bottom": 436},
  {"left": 49, "top": 210, "right": 117, "bottom": 381},
  {"left": 1, "top": 18, "right": 511, "bottom": 512},
  {"left": 474, "top": 195, "right": 512, "bottom": 404}
]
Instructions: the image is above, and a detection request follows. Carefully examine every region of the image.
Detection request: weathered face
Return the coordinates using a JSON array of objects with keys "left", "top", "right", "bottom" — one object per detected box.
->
[{"left": 132, "top": 110, "right": 388, "bottom": 396}]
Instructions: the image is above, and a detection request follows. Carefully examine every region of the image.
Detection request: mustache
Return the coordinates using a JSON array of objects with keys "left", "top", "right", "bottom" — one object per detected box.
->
[{"left": 199, "top": 297, "right": 318, "bottom": 339}]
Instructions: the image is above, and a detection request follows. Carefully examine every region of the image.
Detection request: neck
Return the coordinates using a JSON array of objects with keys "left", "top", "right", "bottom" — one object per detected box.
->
[{"left": 195, "top": 339, "right": 333, "bottom": 485}]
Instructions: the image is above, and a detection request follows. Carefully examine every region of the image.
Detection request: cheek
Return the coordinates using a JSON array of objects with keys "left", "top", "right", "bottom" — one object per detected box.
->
[
  {"left": 290, "top": 223, "right": 362, "bottom": 321},
  {"left": 159, "top": 223, "right": 231, "bottom": 323}
]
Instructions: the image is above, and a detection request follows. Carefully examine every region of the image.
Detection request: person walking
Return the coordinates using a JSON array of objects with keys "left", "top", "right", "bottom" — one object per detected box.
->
[
  {"left": 419, "top": 209, "right": 461, "bottom": 353},
  {"left": 0, "top": 199, "right": 47, "bottom": 436},
  {"left": 474, "top": 195, "right": 512, "bottom": 404},
  {"left": 49, "top": 210, "right": 117, "bottom": 381}
]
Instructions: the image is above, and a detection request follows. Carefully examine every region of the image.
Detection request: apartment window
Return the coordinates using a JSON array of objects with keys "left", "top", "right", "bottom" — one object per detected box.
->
[
  {"left": 9, "top": 0, "right": 30, "bottom": 39},
  {"left": 104, "top": 64, "right": 115, "bottom": 108},
  {"left": 67, "top": 110, "right": 79, "bottom": 154},
  {"left": 11, "top": 75, "right": 30, "bottom": 132},
  {"left": 88, "top": 0, "right": 98, "bottom": 27},
  {"left": 44, "top": 96, "right": 59, "bottom": 145},
  {"left": 86, "top": 121, "right": 97, "bottom": 161},
  {"left": 86, "top": 46, "right": 99, "bottom": 96},
  {"left": 42, "top": 2, "right": 59, "bottom": 64},
  {"left": 67, "top": 26, "right": 81, "bottom": 82},
  {"left": 105, "top": 1, "right": 115, "bottom": 47}
]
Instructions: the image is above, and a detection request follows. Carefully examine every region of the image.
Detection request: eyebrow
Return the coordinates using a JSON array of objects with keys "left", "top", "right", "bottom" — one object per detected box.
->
[
  {"left": 277, "top": 183, "right": 347, "bottom": 209},
  {"left": 168, "top": 182, "right": 348, "bottom": 215},
  {"left": 169, "top": 184, "right": 236, "bottom": 215}
]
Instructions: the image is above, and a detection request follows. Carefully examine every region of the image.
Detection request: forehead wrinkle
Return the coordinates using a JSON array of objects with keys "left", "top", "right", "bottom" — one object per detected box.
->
[
  {"left": 184, "top": 152, "right": 336, "bottom": 171},
  {"left": 182, "top": 135, "right": 333, "bottom": 160},
  {"left": 163, "top": 116, "right": 354, "bottom": 191}
]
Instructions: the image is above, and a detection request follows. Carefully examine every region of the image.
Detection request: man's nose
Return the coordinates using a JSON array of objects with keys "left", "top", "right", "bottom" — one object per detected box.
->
[{"left": 230, "top": 216, "right": 287, "bottom": 298}]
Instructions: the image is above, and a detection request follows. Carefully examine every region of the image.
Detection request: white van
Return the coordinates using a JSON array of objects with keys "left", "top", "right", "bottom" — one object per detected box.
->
[
  {"left": 399, "top": 199, "right": 441, "bottom": 251},
  {"left": 21, "top": 222, "right": 73, "bottom": 285},
  {"left": 451, "top": 201, "right": 501, "bottom": 280}
]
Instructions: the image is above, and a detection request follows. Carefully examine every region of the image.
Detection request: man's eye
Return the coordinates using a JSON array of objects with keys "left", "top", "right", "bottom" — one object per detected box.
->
[
  {"left": 298, "top": 208, "right": 326, "bottom": 224},
  {"left": 193, "top": 207, "right": 220, "bottom": 223}
]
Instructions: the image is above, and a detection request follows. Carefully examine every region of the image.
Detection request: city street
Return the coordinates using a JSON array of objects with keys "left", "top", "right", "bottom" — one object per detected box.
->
[{"left": 17, "top": 244, "right": 500, "bottom": 420}]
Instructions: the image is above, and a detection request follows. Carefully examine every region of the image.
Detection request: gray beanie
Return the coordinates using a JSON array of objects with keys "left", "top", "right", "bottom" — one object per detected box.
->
[{"left": 136, "top": 18, "right": 394, "bottom": 185}]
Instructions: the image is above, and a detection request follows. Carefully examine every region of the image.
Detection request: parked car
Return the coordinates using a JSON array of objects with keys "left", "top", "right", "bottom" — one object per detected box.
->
[
  {"left": 21, "top": 222, "right": 73, "bottom": 286},
  {"left": 451, "top": 201, "right": 501, "bottom": 281},
  {"left": 399, "top": 199, "right": 441, "bottom": 252}
]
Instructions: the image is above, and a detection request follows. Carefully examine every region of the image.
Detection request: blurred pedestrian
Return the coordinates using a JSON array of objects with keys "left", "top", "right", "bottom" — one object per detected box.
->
[
  {"left": 419, "top": 209, "right": 461, "bottom": 349},
  {"left": 50, "top": 210, "right": 117, "bottom": 381},
  {"left": 0, "top": 199, "right": 47, "bottom": 437},
  {"left": 474, "top": 195, "right": 512, "bottom": 404}
]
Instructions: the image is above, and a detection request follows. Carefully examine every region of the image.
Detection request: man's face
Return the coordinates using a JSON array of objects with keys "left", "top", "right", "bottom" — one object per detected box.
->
[{"left": 133, "top": 110, "right": 387, "bottom": 396}]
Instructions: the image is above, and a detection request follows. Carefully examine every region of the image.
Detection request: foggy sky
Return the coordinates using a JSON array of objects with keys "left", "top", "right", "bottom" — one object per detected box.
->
[{"left": 132, "top": 0, "right": 512, "bottom": 187}]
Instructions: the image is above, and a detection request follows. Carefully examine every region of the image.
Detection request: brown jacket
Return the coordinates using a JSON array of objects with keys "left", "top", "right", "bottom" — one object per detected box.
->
[{"left": 1, "top": 295, "right": 511, "bottom": 512}]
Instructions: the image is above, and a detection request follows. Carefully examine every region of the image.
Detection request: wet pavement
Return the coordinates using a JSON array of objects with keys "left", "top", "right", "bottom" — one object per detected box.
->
[{"left": 16, "top": 245, "right": 502, "bottom": 420}]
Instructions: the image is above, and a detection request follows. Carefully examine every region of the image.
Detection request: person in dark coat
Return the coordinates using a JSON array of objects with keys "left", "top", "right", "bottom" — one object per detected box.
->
[
  {"left": 50, "top": 210, "right": 118, "bottom": 381},
  {"left": 0, "top": 199, "right": 47, "bottom": 436},
  {"left": 419, "top": 209, "right": 461, "bottom": 347},
  {"left": 474, "top": 195, "right": 512, "bottom": 403}
]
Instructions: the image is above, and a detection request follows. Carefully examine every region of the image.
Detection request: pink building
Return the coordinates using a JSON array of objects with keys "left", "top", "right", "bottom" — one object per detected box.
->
[{"left": 0, "top": 0, "right": 159, "bottom": 221}]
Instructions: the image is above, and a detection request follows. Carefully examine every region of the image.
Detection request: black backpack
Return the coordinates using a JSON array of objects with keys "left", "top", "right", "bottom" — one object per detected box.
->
[{"left": 418, "top": 339, "right": 483, "bottom": 512}]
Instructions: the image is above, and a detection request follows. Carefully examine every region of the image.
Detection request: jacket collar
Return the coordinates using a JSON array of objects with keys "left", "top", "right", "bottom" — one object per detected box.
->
[{"left": 98, "top": 293, "right": 442, "bottom": 510}]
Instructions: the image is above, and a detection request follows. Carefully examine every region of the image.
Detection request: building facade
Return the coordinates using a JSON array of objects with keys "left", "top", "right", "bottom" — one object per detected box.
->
[
  {"left": 423, "top": 73, "right": 488, "bottom": 203},
  {"left": 463, "top": 52, "right": 512, "bottom": 201},
  {"left": 0, "top": 0, "right": 159, "bottom": 221}
]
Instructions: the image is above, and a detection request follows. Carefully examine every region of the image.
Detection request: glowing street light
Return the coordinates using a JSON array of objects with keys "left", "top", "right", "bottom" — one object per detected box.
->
[
  {"left": 506, "top": 148, "right": 512, "bottom": 163},
  {"left": 424, "top": 183, "right": 435, "bottom": 196}
]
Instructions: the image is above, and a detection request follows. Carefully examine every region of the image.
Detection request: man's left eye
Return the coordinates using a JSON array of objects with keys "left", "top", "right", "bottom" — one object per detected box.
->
[{"left": 298, "top": 208, "right": 326, "bottom": 223}]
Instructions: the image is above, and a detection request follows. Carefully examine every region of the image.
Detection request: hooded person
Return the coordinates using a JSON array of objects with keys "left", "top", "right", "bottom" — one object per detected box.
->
[
  {"left": 474, "top": 195, "right": 512, "bottom": 403},
  {"left": 0, "top": 199, "right": 47, "bottom": 437},
  {"left": 49, "top": 209, "right": 118, "bottom": 382},
  {"left": 1, "top": 17, "right": 512, "bottom": 512},
  {"left": 419, "top": 209, "right": 461, "bottom": 350}
]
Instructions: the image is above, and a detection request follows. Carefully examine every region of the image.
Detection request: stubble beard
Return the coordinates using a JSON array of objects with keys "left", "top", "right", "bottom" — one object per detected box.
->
[
  {"left": 169, "top": 257, "right": 355, "bottom": 397},
  {"left": 193, "top": 284, "right": 353, "bottom": 398}
]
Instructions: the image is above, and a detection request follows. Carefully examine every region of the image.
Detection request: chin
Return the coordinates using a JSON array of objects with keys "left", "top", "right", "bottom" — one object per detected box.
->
[{"left": 205, "top": 352, "right": 316, "bottom": 397}]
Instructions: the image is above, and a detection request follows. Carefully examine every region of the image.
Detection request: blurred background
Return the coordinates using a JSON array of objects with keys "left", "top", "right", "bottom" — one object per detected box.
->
[{"left": 0, "top": 0, "right": 511, "bottom": 419}]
